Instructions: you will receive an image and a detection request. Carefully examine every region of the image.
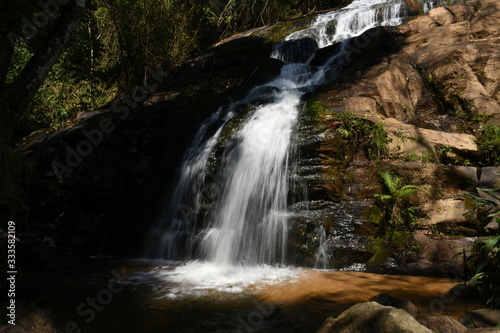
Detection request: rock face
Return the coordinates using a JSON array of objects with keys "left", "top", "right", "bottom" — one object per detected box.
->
[
  {"left": 308, "top": 0, "right": 500, "bottom": 275},
  {"left": 316, "top": 302, "right": 433, "bottom": 333},
  {"left": 389, "top": 232, "right": 474, "bottom": 278}
]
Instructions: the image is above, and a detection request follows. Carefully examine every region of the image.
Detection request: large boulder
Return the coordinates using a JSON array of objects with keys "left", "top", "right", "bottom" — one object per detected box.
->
[
  {"left": 396, "top": 232, "right": 474, "bottom": 278},
  {"left": 316, "top": 302, "right": 432, "bottom": 333},
  {"left": 448, "top": 4, "right": 474, "bottom": 22},
  {"left": 370, "top": 293, "right": 418, "bottom": 318},
  {"left": 428, "top": 7, "right": 456, "bottom": 25},
  {"left": 407, "top": 16, "right": 437, "bottom": 33}
]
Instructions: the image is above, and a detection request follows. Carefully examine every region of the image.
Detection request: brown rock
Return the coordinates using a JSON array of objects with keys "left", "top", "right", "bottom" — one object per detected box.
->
[
  {"left": 460, "top": 309, "right": 500, "bottom": 329},
  {"left": 419, "top": 316, "right": 468, "bottom": 333},
  {"left": 317, "top": 302, "right": 432, "bottom": 333},
  {"left": 407, "top": 15, "right": 438, "bottom": 33},
  {"left": 343, "top": 97, "right": 379, "bottom": 119},
  {"left": 478, "top": 167, "right": 500, "bottom": 190},
  {"left": 428, "top": 7, "right": 456, "bottom": 25},
  {"left": 420, "top": 198, "right": 475, "bottom": 226},
  {"left": 370, "top": 293, "right": 418, "bottom": 318},
  {"left": 0, "top": 302, "right": 60, "bottom": 333},
  {"left": 448, "top": 4, "right": 474, "bottom": 21},
  {"left": 400, "top": 232, "right": 474, "bottom": 278},
  {"left": 383, "top": 118, "right": 478, "bottom": 156}
]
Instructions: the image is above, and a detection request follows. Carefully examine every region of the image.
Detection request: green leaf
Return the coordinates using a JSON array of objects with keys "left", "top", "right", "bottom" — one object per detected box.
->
[{"left": 484, "top": 236, "right": 500, "bottom": 254}]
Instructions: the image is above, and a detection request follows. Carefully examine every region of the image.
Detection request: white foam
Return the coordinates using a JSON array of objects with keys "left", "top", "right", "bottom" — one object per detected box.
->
[{"left": 130, "top": 261, "right": 302, "bottom": 298}]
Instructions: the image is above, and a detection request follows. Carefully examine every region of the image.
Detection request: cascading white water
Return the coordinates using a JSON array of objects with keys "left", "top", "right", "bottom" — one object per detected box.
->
[
  {"left": 271, "top": 0, "right": 405, "bottom": 61},
  {"left": 146, "top": 107, "right": 234, "bottom": 259},
  {"left": 145, "top": 0, "right": 447, "bottom": 292},
  {"left": 200, "top": 90, "right": 301, "bottom": 265}
]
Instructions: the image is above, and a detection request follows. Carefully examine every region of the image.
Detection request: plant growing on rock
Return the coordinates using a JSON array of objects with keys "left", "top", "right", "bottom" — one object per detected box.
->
[
  {"left": 477, "top": 125, "right": 500, "bottom": 166},
  {"left": 327, "top": 110, "right": 390, "bottom": 159},
  {"left": 466, "top": 236, "right": 500, "bottom": 309},
  {"left": 461, "top": 172, "right": 500, "bottom": 308},
  {"left": 366, "top": 172, "right": 427, "bottom": 265},
  {"left": 459, "top": 171, "right": 500, "bottom": 228}
]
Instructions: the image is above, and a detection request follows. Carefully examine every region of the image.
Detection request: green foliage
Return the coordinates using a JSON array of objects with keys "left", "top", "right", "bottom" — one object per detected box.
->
[
  {"left": 459, "top": 171, "right": 500, "bottom": 227},
  {"left": 366, "top": 172, "right": 428, "bottom": 265},
  {"left": 461, "top": 172, "right": 499, "bottom": 308},
  {"left": 329, "top": 111, "right": 390, "bottom": 159},
  {"left": 5, "top": 45, "right": 33, "bottom": 85},
  {"left": 477, "top": 125, "right": 500, "bottom": 166},
  {"left": 466, "top": 236, "right": 500, "bottom": 309},
  {"left": 306, "top": 99, "right": 325, "bottom": 118},
  {"left": 12, "top": 0, "right": 351, "bottom": 128}
]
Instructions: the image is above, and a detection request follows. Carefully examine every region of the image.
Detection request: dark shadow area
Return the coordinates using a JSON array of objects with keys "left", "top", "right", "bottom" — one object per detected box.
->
[
  {"left": 18, "top": 35, "right": 281, "bottom": 267},
  {"left": 311, "top": 26, "right": 406, "bottom": 86}
]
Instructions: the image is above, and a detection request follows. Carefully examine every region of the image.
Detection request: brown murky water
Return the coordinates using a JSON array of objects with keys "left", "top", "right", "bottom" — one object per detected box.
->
[{"left": 23, "top": 260, "right": 481, "bottom": 333}]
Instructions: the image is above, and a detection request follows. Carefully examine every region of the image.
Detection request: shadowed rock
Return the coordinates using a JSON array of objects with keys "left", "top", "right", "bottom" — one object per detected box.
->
[{"left": 316, "top": 302, "right": 432, "bottom": 333}]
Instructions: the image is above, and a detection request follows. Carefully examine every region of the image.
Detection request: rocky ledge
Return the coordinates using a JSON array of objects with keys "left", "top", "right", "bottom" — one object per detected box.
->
[{"left": 301, "top": 0, "right": 500, "bottom": 276}]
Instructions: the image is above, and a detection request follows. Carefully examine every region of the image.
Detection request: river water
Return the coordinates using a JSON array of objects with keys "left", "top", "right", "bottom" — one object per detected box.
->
[{"left": 29, "top": 259, "right": 478, "bottom": 332}]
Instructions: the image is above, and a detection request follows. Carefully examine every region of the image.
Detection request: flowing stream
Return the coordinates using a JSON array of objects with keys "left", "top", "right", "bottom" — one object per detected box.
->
[{"left": 145, "top": 0, "right": 450, "bottom": 294}]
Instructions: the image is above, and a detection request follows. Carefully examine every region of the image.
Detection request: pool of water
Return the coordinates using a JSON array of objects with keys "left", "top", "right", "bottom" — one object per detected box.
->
[{"left": 24, "top": 259, "right": 481, "bottom": 332}]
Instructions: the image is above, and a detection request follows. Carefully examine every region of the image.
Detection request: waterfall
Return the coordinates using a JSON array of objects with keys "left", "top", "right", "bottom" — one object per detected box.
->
[
  {"left": 200, "top": 91, "right": 301, "bottom": 265},
  {"left": 147, "top": 0, "right": 446, "bottom": 268},
  {"left": 146, "top": 107, "right": 234, "bottom": 259}
]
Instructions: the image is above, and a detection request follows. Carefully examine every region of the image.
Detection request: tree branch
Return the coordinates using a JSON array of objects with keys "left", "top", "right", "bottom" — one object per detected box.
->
[{"left": 6, "top": 0, "right": 86, "bottom": 123}]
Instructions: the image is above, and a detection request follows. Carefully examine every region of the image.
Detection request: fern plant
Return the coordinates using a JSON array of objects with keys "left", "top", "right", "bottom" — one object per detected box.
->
[
  {"left": 460, "top": 188, "right": 500, "bottom": 226},
  {"left": 374, "top": 172, "right": 427, "bottom": 235},
  {"left": 462, "top": 171, "right": 500, "bottom": 308},
  {"left": 367, "top": 172, "right": 428, "bottom": 264},
  {"left": 466, "top": 236, "right": 500, "bottom": 309}
]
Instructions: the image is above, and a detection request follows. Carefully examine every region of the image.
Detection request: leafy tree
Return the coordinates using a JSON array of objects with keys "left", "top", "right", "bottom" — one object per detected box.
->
[
  {"left": 0, "top": 0, "right": 87, "bottom": 142},
  {"left": 0, "top": 0, "right": 87, "bottom": 224}
]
